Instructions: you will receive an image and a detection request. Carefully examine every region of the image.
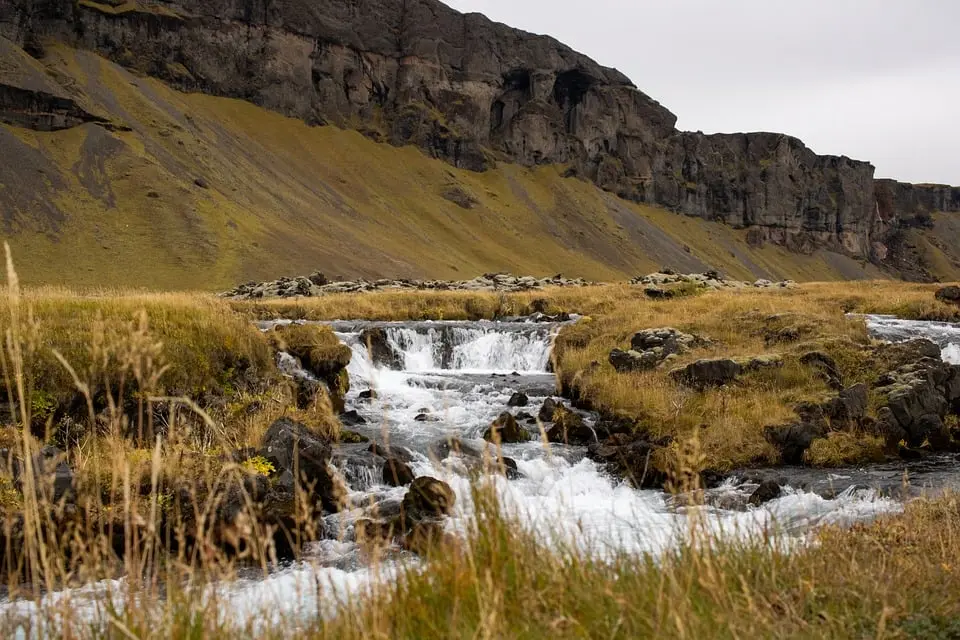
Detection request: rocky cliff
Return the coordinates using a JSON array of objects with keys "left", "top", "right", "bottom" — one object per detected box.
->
[{"left": 0, "top": 0, "right": 957, "bottom": 270}]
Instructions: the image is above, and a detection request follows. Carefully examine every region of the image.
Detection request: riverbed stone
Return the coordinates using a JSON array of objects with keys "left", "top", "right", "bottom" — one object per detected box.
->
[
  {"left": 382, "top": 456, "right": 416, "bottom": 487},
  {"left": 748, "top": 480, "right": 783, "bottom": 506},
  {"left": 586, "top": 433, "right": 665, "bottom": 488},
  {"left": 507, "top": 392, "right": 529, "bottom": 407},
  {"left": 538, "top": 398, "right": 559, "bottom": 422},
  {"left": 401, "top": 477, "right": 456, "bottom": 521},
  {"left": 483, "top": 412, "right": 531, "bottom": 444},
  {"left": 546, "top": 408, "right": 594, "bottom": 445}
]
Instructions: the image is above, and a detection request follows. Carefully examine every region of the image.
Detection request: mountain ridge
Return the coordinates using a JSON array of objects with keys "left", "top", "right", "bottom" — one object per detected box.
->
[{"left": 0, "top": 0, "right": 958, "bottom": 287}]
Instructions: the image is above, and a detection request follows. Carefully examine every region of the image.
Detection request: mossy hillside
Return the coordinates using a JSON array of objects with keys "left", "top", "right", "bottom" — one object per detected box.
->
[
  {"left": 1, "top": 289, "right": 276, "bottom": 439},
  {"left": 1, "top": 45, "right": 935, "bottom": 290}
]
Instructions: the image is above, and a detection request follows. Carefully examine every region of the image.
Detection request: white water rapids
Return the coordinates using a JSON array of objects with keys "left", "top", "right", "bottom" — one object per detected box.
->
[{"left": 6, "top": 315, "right": 960, "bottom": 635}]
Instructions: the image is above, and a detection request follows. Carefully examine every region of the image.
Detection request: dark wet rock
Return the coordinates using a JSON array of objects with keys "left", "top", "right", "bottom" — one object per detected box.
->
[
  {"left": 799, "top": 351, "right": 844, "bottom": 390},
  {"left": 546, "top": 408, "right": 595, "bottom": 445},
  {"left": 898, "top": 446, "right": 925, "bottom": 461},
  {"left": 823, "top": 384, "right": 869, "bottom": 427},
  {"left": 358, "top": 328, "right": 402, "bottom": 369},
  {"left": 872, "top": 348, "right": 960, "bottom": 448},
  {"left": 414, "top": 413, "right": 432, "bottom": 422},
  {"left": 260, "top": 418, "right": 343, "bottom": 512},
  {"left": 538, "top": 398, "right": 559, "bottom": 423},
  {"left": 587, "top": 433, "right": 665, "bottom": 488},
  {"left": 515, "top": 411, "right": 534, "bottom": 421},
  {"left": 427, "top": 437, "right": 485, "bottom": 461},
  {"left": 340, "top": 410, "right": 367, "bottom": 427},
  {"left": 671, "top": 358, "right": 742, "bottom": 389},
  {"left": 382, "top": 456, "right": 416, "bottom": 487},
  {"left": 748, "top": 480, "right": 783, "bottom": 506},
  {"left": 764, "top": 421, "right": 827, "bottom": 465},
  {"left": 500, "top": 456, "right": 521, "bottom": 479},
  {"left": 401, "top": 477, "right": 456, "bottom": 522},
  {"left": 507, "top": 392, "right": 529, "bottom": 407},
  {"left": 935, "top": 286, "right": 960, "bottom": 305},
  {"left": 483, "top": 412, "right": 531, "bottom": 444},
  {"left": 358, "top": 389, "right": 379, "bottom": 401},
  {"left": 367, "top": 442, "right": 414, "bottom": 463}
]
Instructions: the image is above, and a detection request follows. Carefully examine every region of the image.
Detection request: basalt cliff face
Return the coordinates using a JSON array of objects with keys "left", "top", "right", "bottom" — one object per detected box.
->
[{"left": 0, "top": 0, "right": 957, "bottom": 278}]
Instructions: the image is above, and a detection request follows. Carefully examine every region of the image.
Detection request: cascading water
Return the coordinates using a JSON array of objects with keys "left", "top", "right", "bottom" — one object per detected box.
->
[{"left": 328, "top": 321, "right": 909, "bottom": 547}]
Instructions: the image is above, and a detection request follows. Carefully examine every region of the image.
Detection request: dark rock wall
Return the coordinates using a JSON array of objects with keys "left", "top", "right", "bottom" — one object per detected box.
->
[{"left": 1, "top": 0, "right": 957, "bottom": 264}]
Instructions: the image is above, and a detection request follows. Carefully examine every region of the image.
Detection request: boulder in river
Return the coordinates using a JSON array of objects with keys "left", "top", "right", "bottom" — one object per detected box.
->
[
  {"left": 483, "top": 412, "right": 531, "bottom": 443},
  {"left": 382, "top": 456, "right": 416, "bottom": 487},
  {"left": 507, "top": 392, "right": 529, "bottom": 407},
  {"left": 538, "top": 398, "right": 559, "bottom": 422},
  {"left": 358, "top": 328, "right": 403, "bottom": 369},
  {"left": 546, "top": 408, "right": 595, "bottom": 445},
  {"left": 260, "top": 418, "right": 344, "bottom": 512},
  {"left": 401, "top": 477, "right": 456, "bottom": 522},
  {"left": 748, "top": 479, "right": 783, "bottom": 506},
  {"left": 871, "top": 340, "right": 960, "bottom": 447},
  {"left": 586, "top": 433, "right": 665, "bottom": 488}
]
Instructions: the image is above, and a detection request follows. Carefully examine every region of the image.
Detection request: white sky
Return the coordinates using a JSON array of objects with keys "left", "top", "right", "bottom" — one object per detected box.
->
[{"left": 445, "top": 0, "right": 960, "bottom": 185}]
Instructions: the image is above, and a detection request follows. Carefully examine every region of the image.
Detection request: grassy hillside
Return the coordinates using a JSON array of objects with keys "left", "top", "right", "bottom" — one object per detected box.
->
[{"left": 0, "top": 45, "right": 902, "bottom": 290}]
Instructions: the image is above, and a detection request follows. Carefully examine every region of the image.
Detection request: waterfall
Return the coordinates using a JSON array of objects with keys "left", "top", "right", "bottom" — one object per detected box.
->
[{"left": 342, "top": 322, "right": 556, "bottom": 375}]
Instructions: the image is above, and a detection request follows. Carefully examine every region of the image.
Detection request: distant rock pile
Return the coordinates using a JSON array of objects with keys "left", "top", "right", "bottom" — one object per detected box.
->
[
  {"left": 609, "top": 328, "right": 711, "bottom": 373},
  {"left": 631, "top": 271, "right": 797, "bottom": 292},
  {"left": 223, "top": 273, "right": 592, "bottom": 299}
]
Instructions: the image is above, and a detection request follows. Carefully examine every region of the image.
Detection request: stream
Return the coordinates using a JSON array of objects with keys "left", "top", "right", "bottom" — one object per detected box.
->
[{"left": 5, "top": 314, "right": 960, "bottom": 632}]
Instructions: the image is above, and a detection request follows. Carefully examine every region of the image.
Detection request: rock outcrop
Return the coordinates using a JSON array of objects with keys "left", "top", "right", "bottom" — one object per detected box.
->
[
  {"left": 609, "top": 327, "right": 709, "bottom": 373},
  {"left": 2, "top": 0, "right": 959, "bottom": 267}
]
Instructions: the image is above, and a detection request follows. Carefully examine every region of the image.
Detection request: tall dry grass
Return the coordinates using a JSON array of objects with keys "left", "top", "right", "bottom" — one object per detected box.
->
[{"left": 0, "top": 244, "right": 348, "bottom": 636}]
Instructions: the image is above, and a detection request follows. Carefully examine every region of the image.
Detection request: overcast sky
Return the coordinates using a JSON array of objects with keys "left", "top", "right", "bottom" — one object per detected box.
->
[{"left": 445, "top": 0, "right": 959, "bottom": 185}]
